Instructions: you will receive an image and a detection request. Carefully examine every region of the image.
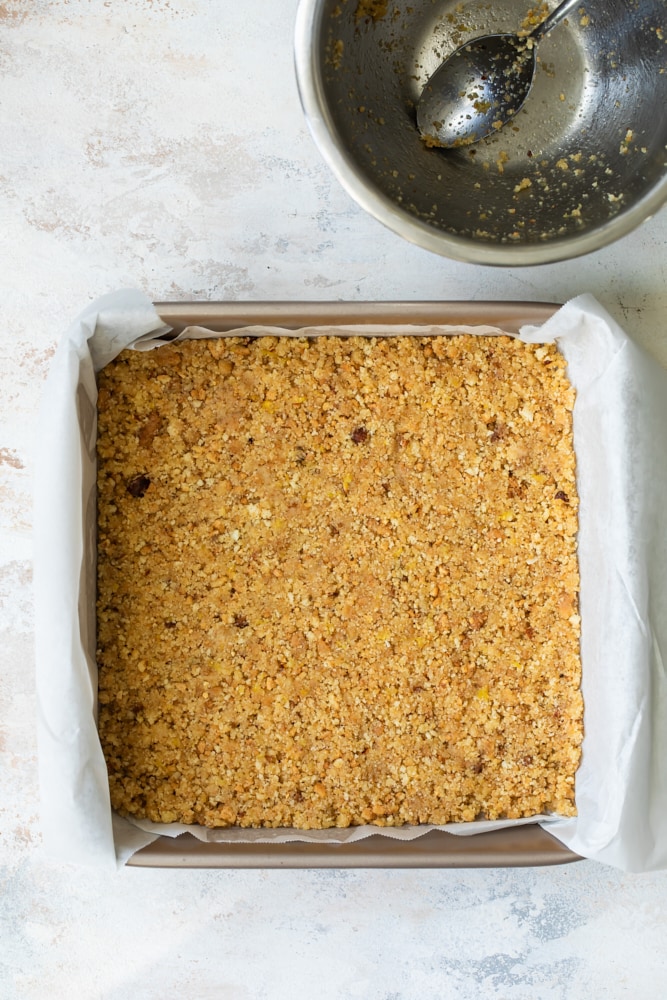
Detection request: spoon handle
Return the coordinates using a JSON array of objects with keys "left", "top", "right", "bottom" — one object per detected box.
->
[{"left": 530, "top": 0, "right": 582, "bottom": 42}]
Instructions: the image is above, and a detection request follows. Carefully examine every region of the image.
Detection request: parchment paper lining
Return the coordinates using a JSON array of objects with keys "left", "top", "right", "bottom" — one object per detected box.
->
[{"left": 34, "top": 290, "right": 667, "bottom": 870}]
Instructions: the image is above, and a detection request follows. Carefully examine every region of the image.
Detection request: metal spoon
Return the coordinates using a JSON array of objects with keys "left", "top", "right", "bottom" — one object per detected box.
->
[{"left": 417, "top": 0, "right": 582, "bottom": 148}]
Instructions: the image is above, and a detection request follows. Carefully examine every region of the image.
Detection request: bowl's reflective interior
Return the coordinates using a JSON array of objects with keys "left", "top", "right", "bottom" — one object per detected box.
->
[{"left": 319, "top": 0, "right": 667, "bottom": 247}]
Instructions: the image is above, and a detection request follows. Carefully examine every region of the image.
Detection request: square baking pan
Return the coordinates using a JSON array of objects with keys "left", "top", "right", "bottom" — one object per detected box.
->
[{"left": 123, "top": 299, "right": 581, "bottom": 869}]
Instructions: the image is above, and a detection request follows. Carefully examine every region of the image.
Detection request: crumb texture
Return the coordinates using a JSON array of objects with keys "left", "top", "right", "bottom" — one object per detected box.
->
[{"left": 96, "top": 334, "right": 582, "bottom": 829}]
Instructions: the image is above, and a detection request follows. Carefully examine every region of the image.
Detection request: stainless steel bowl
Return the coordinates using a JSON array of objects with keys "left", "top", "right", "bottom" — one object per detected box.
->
[{"left": 295, "top": 0, "right": 667, "bottom": 265}]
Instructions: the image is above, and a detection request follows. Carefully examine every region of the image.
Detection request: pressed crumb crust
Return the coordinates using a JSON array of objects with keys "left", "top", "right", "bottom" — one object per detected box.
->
[{"left": 96, "top": 334, "right": 582, "bottom": 829}]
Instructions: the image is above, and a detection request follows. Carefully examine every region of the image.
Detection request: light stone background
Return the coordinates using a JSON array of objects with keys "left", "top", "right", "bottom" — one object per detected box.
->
[{"left": 2, "top": 1, "right": 667, "bottom": 997}]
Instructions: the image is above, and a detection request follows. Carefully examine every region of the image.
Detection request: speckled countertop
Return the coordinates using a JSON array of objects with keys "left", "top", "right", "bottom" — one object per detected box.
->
[{"left": 2, "top": 1, "right": 667, "bottom": 997}]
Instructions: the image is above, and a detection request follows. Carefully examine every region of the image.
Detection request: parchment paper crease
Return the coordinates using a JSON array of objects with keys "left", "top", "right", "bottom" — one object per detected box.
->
[{"left": 34, "top": 289, "right": 667, "bottom": 870}]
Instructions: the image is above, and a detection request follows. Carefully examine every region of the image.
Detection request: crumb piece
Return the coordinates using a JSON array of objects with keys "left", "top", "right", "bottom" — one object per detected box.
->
[
  {"left": 355, "top": 0, "right": 388, "bottom": 22},
  {"left": 619, "top": 129, "right": 634, "bottom": 155},
  {"left": 331, "top": 39, "right": 344, "bottom": 70}
]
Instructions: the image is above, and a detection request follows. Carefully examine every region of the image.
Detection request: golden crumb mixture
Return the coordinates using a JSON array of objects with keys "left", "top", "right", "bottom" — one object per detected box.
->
[{"left": 96, "top": 334, "right": 582, "bottom": 829}]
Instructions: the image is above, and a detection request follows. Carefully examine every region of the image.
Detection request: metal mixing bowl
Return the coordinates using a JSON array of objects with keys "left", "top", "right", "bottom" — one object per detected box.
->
[{"left": 295, "top": 0, "right": 667, "bottom": 265}]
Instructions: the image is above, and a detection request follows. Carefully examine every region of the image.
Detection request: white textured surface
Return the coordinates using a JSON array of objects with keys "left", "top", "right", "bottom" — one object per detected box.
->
[{"left": 1, "top": 1, "right": 667, "bottom": 997}]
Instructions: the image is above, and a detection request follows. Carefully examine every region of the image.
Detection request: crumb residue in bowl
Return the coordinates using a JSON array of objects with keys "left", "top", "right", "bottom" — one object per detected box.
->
[{"left": 355, "top": 0, "right": 389, "bottom": 23}]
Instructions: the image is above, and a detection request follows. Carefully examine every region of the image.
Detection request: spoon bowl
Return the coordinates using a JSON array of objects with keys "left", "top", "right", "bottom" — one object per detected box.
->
[
  {"left": 417, "top": 34, "right": 536, "bottom": 148},
  {"left": 417, "top": 0, "right": 582, "bottom": 147}
]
